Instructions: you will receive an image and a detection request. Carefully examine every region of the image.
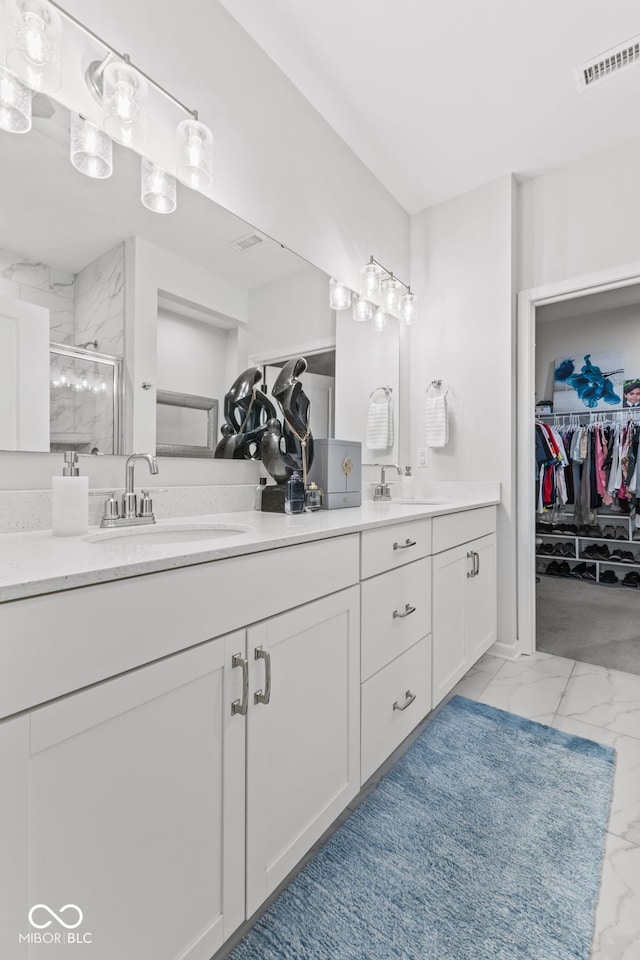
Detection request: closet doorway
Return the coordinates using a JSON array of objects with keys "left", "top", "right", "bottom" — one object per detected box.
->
[{"left": 517, "top": 265, "right": 640, "bottom": 673}]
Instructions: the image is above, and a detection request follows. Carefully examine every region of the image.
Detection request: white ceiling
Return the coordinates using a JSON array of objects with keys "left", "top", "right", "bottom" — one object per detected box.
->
[{"left": 220, "top": 0, "right": 640, "bottom": 214}]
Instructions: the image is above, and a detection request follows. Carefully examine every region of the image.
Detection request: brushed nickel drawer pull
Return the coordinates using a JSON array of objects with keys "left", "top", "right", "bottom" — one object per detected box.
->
[
  {"left": 466, "top": 550, "right": 475, "bottom": 578},
  {"left": 393, "top": 690, "right": 416, "bottom": 712},
  {"left": 254, "top": 646, "right": 272, "bottom": 705},
  {"left": 474, "top": 550, "right": 480, "bottom": 576},
  {"left": 393, "top": 603, "right": 416, "bottom": 619},
  {"left": 393, "top": 538, "right": 417, "bottom": 551},
  {"left": 231, "top": 653, "right": 249, "bottom": 716}
]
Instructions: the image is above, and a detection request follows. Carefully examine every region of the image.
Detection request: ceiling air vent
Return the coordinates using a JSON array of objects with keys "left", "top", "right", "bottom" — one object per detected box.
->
[
  {"left": 577, "top": 35, "right": 640, "bottom": 90},
  {"left": 229, "top": 232, "right": 265, "bottom": 252}
]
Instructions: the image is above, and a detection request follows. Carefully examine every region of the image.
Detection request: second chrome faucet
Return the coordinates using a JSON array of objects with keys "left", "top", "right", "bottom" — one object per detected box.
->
[{"left": 100, "top": 453, "right": 159, "bottom": 528}]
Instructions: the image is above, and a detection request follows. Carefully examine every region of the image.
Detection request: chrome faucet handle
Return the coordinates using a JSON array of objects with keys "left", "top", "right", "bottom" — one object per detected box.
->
[
  {"left": 138, "top": 490, "right": 154, "bottom": 518},
  {"left": 103, "top": 491, "right": 120, "bottom": 521}
]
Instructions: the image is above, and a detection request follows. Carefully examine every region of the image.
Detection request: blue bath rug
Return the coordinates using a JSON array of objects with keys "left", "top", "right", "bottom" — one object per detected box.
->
[{"left": 230, "top": 696, "right": 615, "bottom": 960}]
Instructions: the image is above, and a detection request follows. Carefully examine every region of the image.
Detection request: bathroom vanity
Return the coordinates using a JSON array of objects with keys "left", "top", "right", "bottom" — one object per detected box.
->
[{"left": 0, "top": 495, "right": 497, "bottom": 959}]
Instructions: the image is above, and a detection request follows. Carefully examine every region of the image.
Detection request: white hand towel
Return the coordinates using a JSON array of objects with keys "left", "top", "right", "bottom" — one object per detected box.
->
[
  {"left": 424, "top": 395, "right": 448, "bottom": 448},
  {"left": 366, "top": 399, "right": 394, "bottom": 450}
]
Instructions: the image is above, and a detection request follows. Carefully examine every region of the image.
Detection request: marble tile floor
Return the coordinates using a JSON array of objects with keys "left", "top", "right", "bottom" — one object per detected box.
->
[{"left": 452, "top": 650, "right": 640, "bottom": 960}]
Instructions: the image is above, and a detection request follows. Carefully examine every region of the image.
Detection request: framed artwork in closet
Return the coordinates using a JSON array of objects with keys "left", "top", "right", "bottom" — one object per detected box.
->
[
  {"left": 553, "top": 351, "right": 625, "bottom": 413},
  {"left": 622, "top": 378, "right": 640, "bottom": 409}
]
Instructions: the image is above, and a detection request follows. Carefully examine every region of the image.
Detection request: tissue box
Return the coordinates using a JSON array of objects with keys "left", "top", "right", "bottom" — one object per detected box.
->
[{"left": 308, "top": 439, "right": 361, "bottom": 509}]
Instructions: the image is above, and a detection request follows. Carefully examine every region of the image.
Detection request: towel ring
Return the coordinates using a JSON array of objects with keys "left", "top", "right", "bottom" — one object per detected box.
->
[
  {"left": 369, "top": 385, "right": 393, "bottom": 402},
  {"left": 426, "top": 379, "right": 449, "bottom": 399}
]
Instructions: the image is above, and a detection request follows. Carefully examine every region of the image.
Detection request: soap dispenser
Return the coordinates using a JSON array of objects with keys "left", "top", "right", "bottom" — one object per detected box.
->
[{"left": 52, "top": 451, "right": 89, "bottom": 536}]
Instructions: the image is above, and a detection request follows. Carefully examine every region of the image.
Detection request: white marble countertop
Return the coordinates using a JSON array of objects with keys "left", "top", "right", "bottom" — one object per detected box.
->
[{"left": 0, "top": 493, "right": 499, "bottom": 602}]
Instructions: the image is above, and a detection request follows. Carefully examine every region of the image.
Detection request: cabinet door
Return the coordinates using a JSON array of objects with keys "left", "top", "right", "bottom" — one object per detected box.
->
[
  {"left": 246, "top": 586, "right": 360, "bottom": 917},
  {"left": 432, "top": 543, "right": 472, "bottom": 706},
  {"left": 1, "top": 633, "right": 246, "bottom": 960},
  {"left": 465, "top": 533, "right": 497, "bottom": 663}
]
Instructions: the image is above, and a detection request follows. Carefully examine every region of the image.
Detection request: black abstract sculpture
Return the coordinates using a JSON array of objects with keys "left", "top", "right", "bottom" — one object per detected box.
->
[
  {"left": 261, "top": 357, "right": 314, "bottom": 512},
  {"left": 214, "top": 366, "right": 276, "bottom": 459}
]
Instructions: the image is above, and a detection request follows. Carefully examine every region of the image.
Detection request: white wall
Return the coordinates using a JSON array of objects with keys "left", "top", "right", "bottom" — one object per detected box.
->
[
  {"left": 410, "top": 175, "right": 517, "bottom": 653},
  {"left": 157, "top": 311, "right": 230, "bottom": 400},
  {"left": 518, "top": 135, "right": 640, "bottom": 292},
  {"left": 536, "top": 303, "right": 640, "bottom": 403}
]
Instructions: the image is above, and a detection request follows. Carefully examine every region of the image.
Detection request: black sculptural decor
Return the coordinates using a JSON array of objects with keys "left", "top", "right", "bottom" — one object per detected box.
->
[
  {"left": 214, "top": 366, "right": 276, "bottom": 459},
  {"left": 261, "top": 357, "right": 314, "bottom": 513}
]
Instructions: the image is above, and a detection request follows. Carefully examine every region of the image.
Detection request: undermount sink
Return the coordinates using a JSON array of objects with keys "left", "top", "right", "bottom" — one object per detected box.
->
[{"left": 85, "top": 522, "right": 253, "bottom": 546}]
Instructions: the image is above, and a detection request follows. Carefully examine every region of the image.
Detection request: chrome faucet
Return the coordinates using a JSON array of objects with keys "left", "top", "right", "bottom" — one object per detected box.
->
[
  {"left": 100, "top": 453, "right": 159, "bottom": 528},
  {"left": 373, "top": 463, "right": 402, "bottom": 501}
]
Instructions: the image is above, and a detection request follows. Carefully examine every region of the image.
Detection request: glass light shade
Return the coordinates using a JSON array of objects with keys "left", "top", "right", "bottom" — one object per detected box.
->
[
  {"left": 141, "top": 158, "right": 177, "bottom": 214},
  {"left": 103, "top": 59, "right": 147, "bottom": 146},
  {"left": 6, "top": 0, "right": 62, "bottom": 92},
  {"left": 0, "top": 64, "right": 31, "bottom": 133},
  {"left": 329, "top": 277, "right": 352, "bottom": 310},
  {"left": 401, "top": 292, "right": 417, "bottom": 325},
  {"left": 382, "top": 276, "right": 402, "bottom": 315},
  {"left": 70, "top": 113, "right": 113, "bottom": 179},
  {"left": 352, "top": 296, "right": 374, "bottom": 322},
  {"left": 176, "top": 118, "right": 213, "bottom": 189},
  {"left": 360, "top": 261, "right": 383, "bottom": 300},
  {"left": 373, "top": 308, "right": 389, "bottom": 332}
]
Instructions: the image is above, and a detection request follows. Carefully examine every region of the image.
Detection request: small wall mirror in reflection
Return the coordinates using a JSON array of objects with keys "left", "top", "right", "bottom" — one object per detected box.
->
[{"left": 156, "top": 390, "right": 218, "bottom": 458}]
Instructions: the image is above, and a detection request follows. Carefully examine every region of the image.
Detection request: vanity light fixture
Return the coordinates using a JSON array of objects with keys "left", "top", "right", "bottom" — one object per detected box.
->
[
  {"left": 177, "top": 117, "right": 213, "bottom": 189},
  {"left": 102, "top": 55, "right": 147, "bottom": 147},
  {"left": 352, "top": 294, "right": 375, "bottom": 322},
  {"left": 5, "top": 0, "right": 62, "bottom": 92},
  {"left": 0, "top": 63, "right": 32, "bottom": 133},
  {"left": 365, "top": 255, "right": 418, "bottom": 326},
  {"left": 373, "top": 308, "right": 389, "bottom": 332},
  {"left": 70, "top": 112, "right": 113, "bottom": 178},
  {"left": 360, "top": 260, "right": 383, "bottom": 300},
  {"left": 141, "top": 158, "right": 177, "bottom": 214},
  {"left": 401, "top": 291, "right": 416, "bottom": 325},
  {"left": 329, "top": 277, "right": 352, "bottom": 310},
  {"left": 382, "top": 275, "right": 402, "bottom": 315}
]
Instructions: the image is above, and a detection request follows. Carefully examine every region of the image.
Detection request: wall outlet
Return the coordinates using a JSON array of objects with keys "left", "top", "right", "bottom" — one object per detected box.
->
[{"left": 417, "top": 447, "right": 429, "bottom": 467}]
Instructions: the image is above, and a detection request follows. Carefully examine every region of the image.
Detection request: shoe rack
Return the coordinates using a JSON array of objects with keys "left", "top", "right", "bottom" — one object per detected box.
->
[{"left": 536, "top": 513, "right": 640, "bottom": 588}]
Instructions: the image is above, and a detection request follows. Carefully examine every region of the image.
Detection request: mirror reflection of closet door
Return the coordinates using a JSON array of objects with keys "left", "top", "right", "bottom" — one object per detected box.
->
[
  {"left": 263, "top": 365, "right": 334, "bottom": 440},
  {"left": 0, "top": 294, "right": 49, "bottom": 451}
]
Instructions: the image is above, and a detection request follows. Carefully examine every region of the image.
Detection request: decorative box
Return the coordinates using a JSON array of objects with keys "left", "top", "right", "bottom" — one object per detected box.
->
[{"left": 307, "top": 439, "right": 362, "bottom": 509}]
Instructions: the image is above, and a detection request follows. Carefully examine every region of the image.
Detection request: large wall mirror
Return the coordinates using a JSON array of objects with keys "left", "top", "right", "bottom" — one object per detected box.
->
[{"left": 0, "top": 93, "right": 338, "bottom": 459}]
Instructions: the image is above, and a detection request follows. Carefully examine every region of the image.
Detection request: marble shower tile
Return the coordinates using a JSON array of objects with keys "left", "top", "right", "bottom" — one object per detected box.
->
[
  {"left": 0, "top": 249, "right": 50, "bottom": 289},
  {"left": 475, "top": 659, "right": 571, "bottom": 725},
  {"left": 74, "top": 243, "right": 124, "bottom": 357},
  {"left": 553, "top": 716, "right": 640, "bottom": 846},
  {"left": 591, "top": 833, "right": 640, "bottom": 960},
  {"left": 558, "top": 662, "right": 640, "bottom": 740}
]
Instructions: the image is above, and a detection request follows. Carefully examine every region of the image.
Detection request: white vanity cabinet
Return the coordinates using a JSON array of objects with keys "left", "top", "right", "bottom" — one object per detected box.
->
[
  {"left": 245, "top": 586, "right": 360, "bottom": 916},
  {"left": 1, "top": 632, "right": 247, "bottom": 960},
  {"left": 359, "top": 520, "right": 433, "bottom": 784},
  {"left": 431, "top": 507, "right": 497, "bottom": 706}
]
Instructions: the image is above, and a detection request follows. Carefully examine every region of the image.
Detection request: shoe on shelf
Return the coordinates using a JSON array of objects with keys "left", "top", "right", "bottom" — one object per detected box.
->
[
  {"left": 537, "top": 543, "right": 554, "bottom": 556},
  {"left": 587, "top": 525, "right": 602, "bottom": 537},
  {"left": 536, "top": 559, "right": 548, "bottom": 574},
  {"left": 536, "top": 521, "right": 553, "bottom": 534},
  {"left": 546, "top": 560, "right": 562, "bottom": 576},
  {"left": 620, "top": 550, "right": 637, "bottom": 564},
  {"left": 600, "top": 569, "right": 619, "bottom": 586},
  {"left": 557, "top": 561, "right": 572, "bottom": 577},
  {"left": 622, "top": 571, "right": 640, "bottom": 588},
  {"left": 601, "top": 525, "right": 616, "bottom": 539},
  {"left": 581, "top": 545, "right": 598, "bottom": 559},
  {"left": 595, "top": 544, "right": 611, "bottom": 559},
  {"left": 614, "top": 526, "right": 629, "bottom": 540},
  {"left": 582, "top": 564, "right": 597, "bottom": 581},
  {"left": 609, "top": 549, "right": 624, "bottom": 562},
  {"left": 571, "top": 562, "right": 588, "bottom": 578},
  {"left": 576, "top": 525, "right": 591, "bottom": 537}
]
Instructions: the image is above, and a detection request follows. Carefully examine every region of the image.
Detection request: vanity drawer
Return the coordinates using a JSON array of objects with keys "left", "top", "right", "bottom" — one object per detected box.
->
[
  {"left": 361, "top": 558, "right": 431, "bottom": 681},
  {"left": 432, "top": 506, "right": 496, "bottom": 555},
  {"left": 360, "top": 519, "right": 431, "bottom": 579},
  {"left": 361, "top": 635, "right": 432, "bottom": 785}
]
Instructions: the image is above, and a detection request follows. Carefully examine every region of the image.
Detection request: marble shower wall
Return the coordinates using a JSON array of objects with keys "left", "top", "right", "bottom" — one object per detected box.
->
[
  {"left": 0, "top": 247, "right": 75, "bottom": 343},
  {"left": 74, "top": 244, "right": 125, "bottom": 358}
]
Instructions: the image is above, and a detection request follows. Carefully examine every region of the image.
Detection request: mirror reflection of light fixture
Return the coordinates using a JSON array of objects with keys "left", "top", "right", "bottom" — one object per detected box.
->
[
  {"left": 401, "top": 292, "right": 416, "bottom": 325},
  {"left": 177, "top": 118, "right": 213, "bottom": 189},
  {"left": 5, "top": 0, "right": 62, "bottom": 92},
  {"left": 103, "top": 57, "right": 147, "bottom": 147},
  {"left": 329, "top": 277, "right": 352, "bottom": 310},
  {"left": 0, "top": 64, "right": 32, "bottom": 133},
  {"left": 373, "top": 308, "right": 389, "bottom": 332},
  {"left": 353, "top": 295, "right": 375, "bottom": 322},
  {"left": 141, "top": 158, "right": 177, "bottom": 214},
  {"left": 382, "top": 275, "right": 402, "bottom": 315},
  {"left": 360, "top": 255, "right": 418, "bottom": 326},
  {"left": 70, "top": 112, "right": 113, "bottom": 179}
]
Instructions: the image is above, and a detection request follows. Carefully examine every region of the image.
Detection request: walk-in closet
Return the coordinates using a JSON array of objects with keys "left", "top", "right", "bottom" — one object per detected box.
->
[{"left": 535, "top": 287, "right": 640, "bottom": 673}]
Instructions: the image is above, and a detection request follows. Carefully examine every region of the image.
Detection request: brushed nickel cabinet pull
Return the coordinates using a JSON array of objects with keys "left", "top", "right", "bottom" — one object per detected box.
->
[
  {"left": 254, "top": 646, "right": 272, "bottom": 705},
  {"left": 466, "top": 550, "right": 475, "bottom": 578},
  {"left": 393, "top": 538, "right": 417, "bottom": 551},
  {"left": 393, "top": 690, "right": 416, "bottom": 712},
  {"left": 474, "top": 550, "right": 480, "bottom": 576},
  {"left": 231, "top": 653, "right": 249, "bottom": 716},
  {"left": 393, "top": 603, "right": 416, "bottom": 619}
]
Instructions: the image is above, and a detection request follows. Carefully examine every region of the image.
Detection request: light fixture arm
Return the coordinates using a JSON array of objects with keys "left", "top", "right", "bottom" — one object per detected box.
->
[
  {"left": 48, "top": 0, "right": 198, "bottom": 119},
  {"left": 368, "top": 255, "right": 412, "bottom": 295}
]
